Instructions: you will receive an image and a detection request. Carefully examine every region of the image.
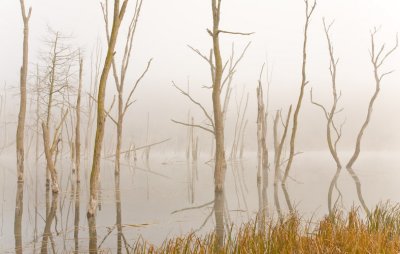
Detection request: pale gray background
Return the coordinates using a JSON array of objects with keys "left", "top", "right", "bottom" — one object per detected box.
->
[{"left": 1, "top": 0, "right": 400, "bottom": 153}]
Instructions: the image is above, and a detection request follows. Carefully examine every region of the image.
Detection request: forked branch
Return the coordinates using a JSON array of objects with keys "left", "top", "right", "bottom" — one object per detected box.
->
[{"left": 347, "top": 29, "right": 397, "bottom": 169}]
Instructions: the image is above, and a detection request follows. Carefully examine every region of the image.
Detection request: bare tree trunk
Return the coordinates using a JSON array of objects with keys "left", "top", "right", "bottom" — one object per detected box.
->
[
  {"left": 283, "top": 0, "right": 316, "bottom": 184},
  {"left": 256, "top": 80, "right": 267, "bottom": 182},
  {"left": 211, "top": 0, "right": 227, "bottom": 192},
  {"left": 16, "top": 0, "right": 32, "bottom": 183},
  {"left": 75, "top": 58, "right": 83, "bottom": 183},
  {"left": 88, "top": 0, "right": 129, "bottom": 217}
]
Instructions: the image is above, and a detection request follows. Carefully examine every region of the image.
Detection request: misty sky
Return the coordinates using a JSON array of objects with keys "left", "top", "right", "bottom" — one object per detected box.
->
[{"left": 1, "top": 0, "right": 400, "bottom": 153}]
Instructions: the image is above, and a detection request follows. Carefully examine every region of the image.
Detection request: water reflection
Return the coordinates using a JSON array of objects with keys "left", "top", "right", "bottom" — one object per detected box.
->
[
  {"left": 40, "top": 193, "right": 58, "bottom": 254},
  {"left": 14, "top": 183, "right": 23, "bottom": 254},
  {"left": 327, "top": 167, "right": 370, "bottom": 216},
  {"left": 87, "top": 214, "right": 97, "bottom": 254},
  {"left": 186, "top": 160, "right": 198, "bottom": 204},
  {"left": 214, "top": 189, "right": 225, "bottom": 250},
  {"left": 257, "top": 159, "right": 268, "bottom": 228},
  {"left": 273, "top": 182, "right": 283, "bottom": 219},
  {"left": 74, "top": 183, "right": 80, "bottom": 253},
  {"left": 115, "top": 174, "right": 122, "bottom": 254},
  {"left": 231, "top": 160, "right": 249, "bottom": 219},
  {"left": 282, "top": 184, "right": 294, "bottom": 214},
  {"left": 328, "top": 167, "right": 342, "bottom": 215},
  {"left": 4, "top": 153, "right": 394, "bottom": 251},
  {"left": 273, "top": 181, "right": 294, "bottom": 220},
  {"left": 144, "top": 159, "right": 151, "bottom": 200},
  {"left": 347, "top": 167, "right": 370, "bottom": 216}
]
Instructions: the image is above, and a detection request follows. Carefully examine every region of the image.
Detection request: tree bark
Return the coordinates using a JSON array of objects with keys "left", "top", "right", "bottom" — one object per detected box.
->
[
  {"left": 88, "top": 0, "right": 128, "bottom": 217},
  {"left": 16, "top": 0, "right": 31, "bottom": 182},
  {"left": 256, "top": 84, "right": 268, "bottom": 182},
  {"left": 211, "top": 0, "right": 227, "bottom": 192}
]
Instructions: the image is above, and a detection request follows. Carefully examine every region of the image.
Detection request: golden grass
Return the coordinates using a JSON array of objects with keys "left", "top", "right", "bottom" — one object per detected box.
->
[{"left": 131, "top": 203, "right": 400, "bottom": 253}]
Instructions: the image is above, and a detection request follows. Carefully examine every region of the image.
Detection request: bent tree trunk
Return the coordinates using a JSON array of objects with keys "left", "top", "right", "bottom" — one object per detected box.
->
[
  {"left": 346, "top": 30, "right": 398, "bottom": 169},
  {"left": 88, "top": 0, "right": 129, "bottom": 217},
  {"left": 17, "top": 0, "right": 32, "bottom": 182},
  {"left": 283, "top": 0, "right": 316, "bottom": 184}
]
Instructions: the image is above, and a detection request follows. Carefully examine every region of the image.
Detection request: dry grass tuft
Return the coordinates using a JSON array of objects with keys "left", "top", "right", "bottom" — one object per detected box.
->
[{"left": 131, "top": 204, "right": 400, "bottom": 253}]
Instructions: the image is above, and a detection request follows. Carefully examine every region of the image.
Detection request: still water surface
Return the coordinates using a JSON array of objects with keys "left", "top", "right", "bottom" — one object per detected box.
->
[{"left": 1, "top": 151, "right": 399, "bottom": 252}]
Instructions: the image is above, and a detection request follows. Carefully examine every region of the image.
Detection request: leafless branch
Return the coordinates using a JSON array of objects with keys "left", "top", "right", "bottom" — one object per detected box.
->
[
  {"left": 310, "top": 88, "right": 329, "bottom": 119},
  {"left": 171, "top": 119, "right": 215, "bottom": 135},
  {"left": 172, "top": 81, "right": 214, "bottom": 129},
  {"left": 124, "top": 58, "right": 153, "bottom": 114},
  {"left": 171, "top": 200, "right": 214, "bottom": 214},
  {"left": 218, "top": 30, "right": 254, "bottom": 36}
]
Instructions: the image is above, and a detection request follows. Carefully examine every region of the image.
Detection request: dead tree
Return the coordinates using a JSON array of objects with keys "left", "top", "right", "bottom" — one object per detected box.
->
[
  {"left": 16, "top": 0, "right": 32, "bottom": 183},
  {"left": 346, "top": 29, "right": 398, "bottom": 169},
  {"left": 74, "top": 57, "right": 83, "bottom": 183},
  {"left": 88, "top": 0, "right": 130, "bottom": 217},
  {"left": 172, "top": 0, "right": 251, "bottom": 192},
  {"left": 310, "top": 20, "right": 344, "bottom": 169},
  {"left": 101, "top": 0, "right": 152, "bottom": 175},
  {"left": 210, "top": 11, "right": 251, "bottom": 190},
  {"left": 256, "top": 66, "right": 268, "bottom": 183},
  {"left": 38, "top": 30, "right": 76, "bottom": 193},
  {"left": 283, "top": 0, "right": 316, "bottom": 184}
]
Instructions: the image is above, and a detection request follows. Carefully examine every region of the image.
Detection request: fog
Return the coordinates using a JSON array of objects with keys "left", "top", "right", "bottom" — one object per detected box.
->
[
  {"left": 1, "top": 0, "right": 400, "bottom": 155},
  {"left": 3, "top": 1, "right": 400, "bottom": 252}
]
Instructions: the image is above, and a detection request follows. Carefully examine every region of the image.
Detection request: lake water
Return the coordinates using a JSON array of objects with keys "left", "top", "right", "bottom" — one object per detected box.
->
[{"left": 1, "top": 151, "right": 399, "bottom": 253}]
